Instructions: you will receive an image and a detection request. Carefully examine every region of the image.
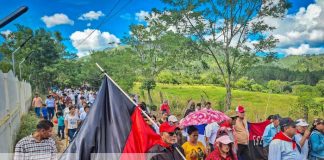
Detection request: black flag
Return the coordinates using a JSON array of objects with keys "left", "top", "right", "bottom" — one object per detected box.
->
[{"left": 59, "top": 77, "right": 136, "bottom": 160}]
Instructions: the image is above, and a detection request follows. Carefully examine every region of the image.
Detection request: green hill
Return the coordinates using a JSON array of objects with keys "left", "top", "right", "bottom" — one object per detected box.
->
[
  {"left": 132, "top": 83, "right": 324, "bottom": 122},
  {"left": 270, "top": 55, "right": 324, "bottom": 71}
]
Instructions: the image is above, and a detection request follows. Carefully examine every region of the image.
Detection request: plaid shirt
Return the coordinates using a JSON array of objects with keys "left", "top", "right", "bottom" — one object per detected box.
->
[{"left": 14, "top": 135, "right": 57, "bottom": 160}]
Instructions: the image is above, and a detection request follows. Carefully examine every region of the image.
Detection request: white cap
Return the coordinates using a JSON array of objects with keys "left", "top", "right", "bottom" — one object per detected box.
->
[
  {"left": 168, "top": 115, "right": 178, "bottom": 123},
  {"left": 296, "top": 119, "right": 309, "bottom": 127}
]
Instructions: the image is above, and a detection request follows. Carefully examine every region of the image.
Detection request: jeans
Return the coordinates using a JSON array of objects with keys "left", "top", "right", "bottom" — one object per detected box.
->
[
  {"left": 47, "top": 107, "right": 55, "bottom": 120},
  {"left": 42, "top": 107, "right": 48, "bottom": 120},
  {"left": 68, "top": 129, "right": 77, "bottom": 143},
  {"left": 309, "top": 155, "right": 324, "bottom": 160},
  {"left": 58, "top": 126, "right": 65, "bottom": 139},
  {"left": 34, "top": 107, "right": 40, "bottom": 118},
  {"left": 237, "top": 144, "right": 250, "bottom": 160}
]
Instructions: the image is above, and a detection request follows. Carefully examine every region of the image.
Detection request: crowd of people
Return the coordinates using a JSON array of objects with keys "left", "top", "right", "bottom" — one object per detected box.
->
[
  {"left": 15, "top": 92, "right": 324, "bottom": 160},
  {"left": 141, "top": 101, "right": 324, "bottom": 160},
  {"left": 30, "top": 88, "right": 97, "bottom": 142}
]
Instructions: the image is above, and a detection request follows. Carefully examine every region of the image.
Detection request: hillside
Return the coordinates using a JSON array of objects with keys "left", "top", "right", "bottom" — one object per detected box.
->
[
  {"left": 132, "top": 83, "right": 324, "bottom": 122},
  {"left": 269, "top": 55, "right": 324, "bottom": 71}
]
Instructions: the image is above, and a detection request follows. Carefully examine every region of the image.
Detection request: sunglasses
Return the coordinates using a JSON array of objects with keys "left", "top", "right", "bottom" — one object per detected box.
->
[{"left": 168, "top": 132, "right": 177, "bottom": 136}]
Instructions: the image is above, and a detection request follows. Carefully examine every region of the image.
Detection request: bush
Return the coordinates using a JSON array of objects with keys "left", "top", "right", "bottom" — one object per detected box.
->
[
  {"left": 316, "top": 80, "right": 324, "bottom": 97},
  {"left": 16, "top": 110, "right": 38, "bottom": 144},
  {"left": 292, "top": 85, "right": 320, "bottom": 97},
  {"left": 235, "top": 77, "right": 255, "bottom": 91},
  {"left": 251, "top": 84, "right": 264, "bottom": 92},
  {"left": 267, "top": 80, "right": 289, "bottom": 93}
]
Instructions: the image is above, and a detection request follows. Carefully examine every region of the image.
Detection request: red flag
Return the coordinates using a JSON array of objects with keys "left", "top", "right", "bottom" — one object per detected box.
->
[{"left": 121, "top": 107, "right": 162, "bottom": 160}]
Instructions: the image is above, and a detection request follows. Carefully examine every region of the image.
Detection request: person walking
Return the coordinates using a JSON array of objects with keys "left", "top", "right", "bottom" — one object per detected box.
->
[
  {"left": 147, "top": 122, "right": 185, "bottom": 160},
  {"left": 206, "top": 135, "right": 238, "bottom": 160},
  {"left": 64, "top": 106, "right": 80, "bottom": 143},
  {"left": 57, "top": 111, "right": 65, "bottom": 140},
  {"left": 233, "top": 105, "right": 250, "bottom": 160},
  {"left": 45, "top": 95, "right": 56, "bottom": 121},
  {"left": 14, "top": 120, "right": 56, "bottom": 160},
  {"left": 268, "top": 117, "right": 299, "bottom": 160},
  {"left": 309, "top": 118, "right": 324, "bottom": 160},
  {"left": 182, "top": 126, "right": 207, "bottom": 160},
  {"left": 294, "top": 119, "right": 310, "bottom": 160},
  {"left": 160, "top": 100, "right": 170, "bottom": 115},
  {"left": 32, "top": 93, "right": 43, "bottom": 118},
  {"left": 262, "top": 114, "right": 281, "bottom": 153},
  {"left": 205, "top": 122, "right": 219, "bottom": 153}
]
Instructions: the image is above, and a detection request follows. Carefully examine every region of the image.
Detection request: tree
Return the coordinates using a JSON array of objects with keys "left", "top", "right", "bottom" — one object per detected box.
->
[
  {"left": 155, "top": 0, "right": 291, "bottom": 110},
  {"left": 290, "top": 84, "right": 322, "bottom": 121},
  {"left": 267, "top": 80, "right": 288, "bottom": 93},
  {"left": 234, "top": 76, "right": 255, "bottom": 91},
  {"left": 126, "top": 21, "right": 193, "bottom": 104},
  {"left": 0, "top": 25, "right": 65, "bottom": 92},
  {"left": 316, "top": 80, "right": 324, "bottom": 97}
]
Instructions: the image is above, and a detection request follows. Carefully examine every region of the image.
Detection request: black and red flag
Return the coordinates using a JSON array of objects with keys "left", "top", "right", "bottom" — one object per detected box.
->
[
  {"left": 59, "top": 77, "right": 161, "bottom": 160},
  {"left": 248, "top": 120, "right": 271, "bottom": 160}
]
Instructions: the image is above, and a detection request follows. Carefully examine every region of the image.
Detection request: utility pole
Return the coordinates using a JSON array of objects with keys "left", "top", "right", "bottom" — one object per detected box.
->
[{"left": 11, "top": 35, "right": 32, "bottom": 75}]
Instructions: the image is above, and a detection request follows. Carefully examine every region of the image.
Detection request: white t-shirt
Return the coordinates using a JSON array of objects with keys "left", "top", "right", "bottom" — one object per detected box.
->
[
  {"left": 80, "top": 112, "right": 87, "bottom": 121},
  {"left": 65, "top": 114, "right": 79, "bottom": 129},
  {"left": 205, "top": 122, "right": 219, "bottom": 144}
]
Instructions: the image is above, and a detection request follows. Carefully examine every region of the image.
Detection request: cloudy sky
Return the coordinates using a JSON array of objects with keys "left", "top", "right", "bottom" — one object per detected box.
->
[{"left": 0, "top": 0, "right": 323, "bottom": 57}]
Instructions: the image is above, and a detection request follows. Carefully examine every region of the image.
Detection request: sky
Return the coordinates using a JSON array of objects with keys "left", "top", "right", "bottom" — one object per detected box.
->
[{"left": 0, "top": 0, "right": 323, "bottom": 57}]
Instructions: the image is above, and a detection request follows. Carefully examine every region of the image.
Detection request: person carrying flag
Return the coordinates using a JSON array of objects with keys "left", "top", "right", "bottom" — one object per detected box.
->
[
  {"left": 148, "top": 122, "right": 185, "bottom": 160},
  {"left": 268, "top": 117, "right": 300, "bottom": 160}
]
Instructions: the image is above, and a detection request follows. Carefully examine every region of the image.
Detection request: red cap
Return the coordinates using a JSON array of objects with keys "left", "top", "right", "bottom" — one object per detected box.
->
[
  {"left": 159, "top": 122, "right": 179, "bottom": 133},
  {"left": 236, "top": 105, "right": 245, "bottom": 113}
]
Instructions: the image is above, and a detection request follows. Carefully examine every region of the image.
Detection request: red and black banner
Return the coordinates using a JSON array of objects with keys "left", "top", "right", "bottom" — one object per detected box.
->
[
  {"left": 248, "top": 120, "right": 271, "bottom": 160},
  {"left": 60, "top": 77, "right": 161, "bottom": 160}
]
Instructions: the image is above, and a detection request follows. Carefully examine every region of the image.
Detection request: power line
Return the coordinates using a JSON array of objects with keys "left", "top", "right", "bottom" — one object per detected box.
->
[{"left": 75, "top": 0, "right": 132, "bottom": 47}]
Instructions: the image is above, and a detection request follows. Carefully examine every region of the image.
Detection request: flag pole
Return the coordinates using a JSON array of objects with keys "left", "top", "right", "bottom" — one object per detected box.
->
[
  {"left": 96, "top": 63, "right": 186, "bottom": 160},
  {"left": 95, "top": 63, "right": 158, "bottom": 128}
]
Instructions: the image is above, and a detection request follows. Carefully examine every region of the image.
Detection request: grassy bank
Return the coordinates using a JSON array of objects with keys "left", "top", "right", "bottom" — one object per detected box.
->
[
  {"left": 132, "top": 83, "right": 324, "bottom": 122},
  {"left": 16, "top": 110, "right": 38, "bottom": 144}
]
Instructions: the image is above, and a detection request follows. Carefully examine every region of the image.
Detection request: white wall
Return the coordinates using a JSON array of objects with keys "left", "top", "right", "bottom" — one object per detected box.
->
[{"left": 0, "top": 70, "right": 32, "bottom": 155}]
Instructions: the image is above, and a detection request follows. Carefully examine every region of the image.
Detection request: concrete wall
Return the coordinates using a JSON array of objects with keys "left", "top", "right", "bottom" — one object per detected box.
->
[{"left": 0, "top": 70, "right": 32, "bottom": 155}]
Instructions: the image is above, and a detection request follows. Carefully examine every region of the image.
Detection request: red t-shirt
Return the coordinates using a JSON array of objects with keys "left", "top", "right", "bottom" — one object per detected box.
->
[{"left": 160, "top": 103, "right": 170, "bottom": 114}]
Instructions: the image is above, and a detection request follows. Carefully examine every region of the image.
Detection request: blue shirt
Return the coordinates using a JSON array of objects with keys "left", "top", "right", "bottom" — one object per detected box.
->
[
  {"left": 58, "top": 116, "right": 65, "bottom": 127},
  {"left": 309, "top": 130, "right": 324, "bottom": 158},
  {"left": 262, "top": 123, "right": 280, "bottom": 147},
  {"left": 268, "top": 137, "right": 300, "bottom": 160},
  {"left": 45, "top": 98, "right": 55, "bottom": 108}
]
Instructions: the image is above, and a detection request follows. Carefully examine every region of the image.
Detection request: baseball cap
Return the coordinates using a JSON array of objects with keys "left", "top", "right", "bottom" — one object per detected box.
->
[
  {"left": 159, "top": 122, "right": 179, "bottom": 133},
  {"left": 236, "top": 105, "right": 245, "bottom": 113},
  {"left": 272, "top": 114, "right": 281, "bottom": 120},
  {"left": 296, "top": 119, "right": 309, "bottom": 127},
  {"left": 216, "top": 135, "right": 233, "bottom": 144},
  {"left": 280, "top": 117, "right": 297, "bottom": 128},
  {"left": 168, "top": 115, "right": 178, "bottom": 123}
]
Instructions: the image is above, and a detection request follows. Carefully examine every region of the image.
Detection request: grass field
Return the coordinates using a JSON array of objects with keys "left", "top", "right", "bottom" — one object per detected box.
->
[{"left": 132, "top": 83, "right": 324, "bottom": 122}]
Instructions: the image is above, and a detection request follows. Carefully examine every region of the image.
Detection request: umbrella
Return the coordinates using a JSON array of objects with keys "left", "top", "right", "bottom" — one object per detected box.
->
[{"left": 180, "top": 109, "right": 230, "bottom": 127}]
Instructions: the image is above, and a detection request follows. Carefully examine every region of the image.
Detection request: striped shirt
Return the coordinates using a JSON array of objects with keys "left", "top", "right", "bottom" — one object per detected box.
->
[{"left": 14, "top": 135, "right": 57, "bottom": 160}]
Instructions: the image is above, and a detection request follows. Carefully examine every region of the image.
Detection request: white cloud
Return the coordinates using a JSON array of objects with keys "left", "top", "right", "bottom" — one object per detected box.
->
[
  {"left": 41, "top": 13, "right": 74, "bottom": 28},
  {"left": 135, "top": 10, "right": 149, "bottom": 22},
  {"left": 0, "top": 30, "right": 12, "bottom": 37},
  {"left": 70, "top": 29, "right": 120, "bottom": 57},
  {"left": 282, "top": 44, "right": 324, "bottom": 55},
  {"left": 78, "top": 11, "right": 105, "bottom": 21},
  {"left": 87, "top": 23, "right": 91, "bottom": 27}
]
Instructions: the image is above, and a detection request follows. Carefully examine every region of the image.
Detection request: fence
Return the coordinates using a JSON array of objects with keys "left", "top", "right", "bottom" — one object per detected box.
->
[{"left": 0, "top": 70, "right": 32, "bottom": 156}]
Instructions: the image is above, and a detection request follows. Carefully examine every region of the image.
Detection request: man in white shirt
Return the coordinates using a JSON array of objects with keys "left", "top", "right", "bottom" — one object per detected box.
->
[
  {"left": 205, "top": 122, "right": 219, "bottom": 153},
  {"left": 295, "top": 119, "right": 310, "bottom": 160},
  {"left": 268, "top": 117, "right": 300, "bottom": 160}
]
